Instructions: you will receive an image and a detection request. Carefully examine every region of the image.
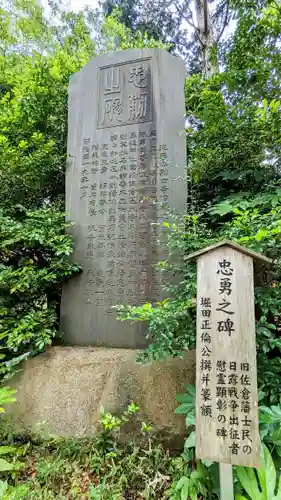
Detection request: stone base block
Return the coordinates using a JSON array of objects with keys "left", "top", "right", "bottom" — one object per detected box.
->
[{"left": 7, "top": 347, "right": 195, "bottom": 441}]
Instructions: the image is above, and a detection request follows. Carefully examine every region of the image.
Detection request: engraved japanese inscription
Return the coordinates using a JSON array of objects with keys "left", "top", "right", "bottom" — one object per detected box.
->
[
  {"left": 98, "top": 60, "right": 152, "bottom": 128},
  {"left": 80, "top": 127, "right": 166, "bottom": 312},
  {"left": 60, "top": 49, "right": 186, "bottom": 348}
]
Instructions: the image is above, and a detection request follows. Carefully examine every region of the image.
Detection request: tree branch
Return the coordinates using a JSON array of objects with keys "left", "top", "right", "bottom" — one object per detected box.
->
[
  {"left": 174, "top": 3, "right": 196, "bottom": 30},
  {"left": 175, "top": 1, "right": 205, "bottom": 46},
  {"left": 203, "top": 0, "right": 209, "bottom": 35},
  {"left": 216, "top": 0, "right": 230, "bottom": 43}
]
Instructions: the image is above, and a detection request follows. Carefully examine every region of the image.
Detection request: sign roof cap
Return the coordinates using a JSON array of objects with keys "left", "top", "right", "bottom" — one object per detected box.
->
[{"left": 184, "top": 239, "right": 272, "bottom": 265}]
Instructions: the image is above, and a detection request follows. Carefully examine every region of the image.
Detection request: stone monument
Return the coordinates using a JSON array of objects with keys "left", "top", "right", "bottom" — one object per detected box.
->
[{"left": 60, "top": 48, "right": 186, "bottom": 348}]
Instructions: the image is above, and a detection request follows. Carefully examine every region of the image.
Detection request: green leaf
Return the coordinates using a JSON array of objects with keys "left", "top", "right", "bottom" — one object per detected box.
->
[
  {"left": 236, "top": 467, "right": 261, "bottom": 500},
  {"left": 0, "top": 446, "right": 17, "bottom": 456},
  {"left": 184, "top": 384, "right": 196, "bottom": 396},
  {"left": 208, "top": 202, "right": 234, "bottom": 216},
  {"left": 186, "top": 412, "right": 196, "bottom": 426},
  {"left": 175, "top": 403, "right": 192, "bottom": 415},
  {"left": 181, "top": 481, "right": 189, "bottom": 500},
  {"left": 255, "top": 229, "right": 268, "bottom": 241},
  {"left": 0, "top": 481, "right": 8, "bottom": 497},
  {"left": 270, "top": 427, "right": 281, "bottom": 445},
  {"left": 236, "top": 445, "right": 281, "bottom": 500},
  {"left": 176, "top": 393, "right": 195, "bottom": 404},
  {"left": 184, "top": 431, "right": 196, "bottom": 449},
  {"left": 257, "top": 444, "right": 276, "bottom": 499},
  {"left": 176, "top": 476, "right": 189, "bottom": 490},
  {"left": 0, "top": 458, "right": 14, "bottom": 472},
  {"left": 277, "top": 473, "right": 281, "bottom": 497},
  {"left": 275, "top": 446, "right": 281, "bottom": 457},
  {"left": 259, "top": 406, "right": 281, "bottom": 424}
]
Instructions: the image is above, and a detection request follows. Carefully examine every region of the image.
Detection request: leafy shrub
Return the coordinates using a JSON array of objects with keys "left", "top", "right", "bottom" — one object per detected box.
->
[
  {"left": 235, "top": 444, "right": 281, "bottom": 500},
  {"left": 166, "top": 462, "right": 215, "bottom": 500},
  {"left": 0, "top": 207, "right": 80, "bottom": 373},
  {"left": 118, "top": 190, "right": 281, "bottom": 406},
  {"left": 0, "top": 404, "right": 204, "bottom": 499},
  {"left": 0, "top": 386, "right": 23, "bottom": 478}
]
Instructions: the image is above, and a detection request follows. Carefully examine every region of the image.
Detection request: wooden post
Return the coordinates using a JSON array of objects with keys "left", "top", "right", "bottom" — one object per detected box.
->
[
  {"left": 219, "top": 463, "right": 234, "bottom": 500},
  {"left": 185, "top": 241, "right": 272, "bottom": 497}
]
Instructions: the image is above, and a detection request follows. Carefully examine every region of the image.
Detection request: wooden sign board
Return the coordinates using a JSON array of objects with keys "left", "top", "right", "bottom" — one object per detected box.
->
[{"left": 185, "top": 241, "right": 271, "bottom": 467}]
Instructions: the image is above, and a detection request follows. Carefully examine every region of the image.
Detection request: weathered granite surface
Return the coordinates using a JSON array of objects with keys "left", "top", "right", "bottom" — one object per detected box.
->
[{"left": 7, "top": 347, "right": 195, "bottom": 440}]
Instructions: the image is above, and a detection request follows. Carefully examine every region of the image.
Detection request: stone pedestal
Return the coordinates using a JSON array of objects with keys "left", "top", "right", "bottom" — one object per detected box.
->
[{"left": 7, "top": 347, "right": 195, "bottom": 441}]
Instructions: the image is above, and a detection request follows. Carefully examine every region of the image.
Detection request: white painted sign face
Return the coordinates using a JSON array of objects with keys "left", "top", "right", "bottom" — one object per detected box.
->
[{"left": 195, "top": 245, "right": 260, "bottom": 467}]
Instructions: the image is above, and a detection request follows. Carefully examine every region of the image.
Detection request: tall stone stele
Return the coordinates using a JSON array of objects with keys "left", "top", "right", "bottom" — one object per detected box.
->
[{"left": 60, "top": 48, "right": 186, "bottom": 348}]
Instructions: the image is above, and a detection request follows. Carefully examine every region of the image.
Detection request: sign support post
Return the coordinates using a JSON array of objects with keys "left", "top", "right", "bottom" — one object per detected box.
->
[
  {"left": 185, "top": 240, "right": 272, "bottom": 499},
  {"left": 219, "top": 463, "right": 234, "bottom": 500}
]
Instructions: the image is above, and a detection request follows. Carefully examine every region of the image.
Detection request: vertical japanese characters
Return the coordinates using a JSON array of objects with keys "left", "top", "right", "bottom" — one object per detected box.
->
[
  {"left": 217, "top": 259, "right": 235, "bottom": 337},
  {"left": 81, "top": 131, "right": 168, "bottom": 311},
  {"left": 98, "top": 62, "right": 152, "bottom": 128},
  {"left": 199, "top": 297, "right": 213, "bottom": 418},
  {"left": 215, "top": 359, "right": 253, "bottom": 456},
  {"left": 61, "top": 49, "right": 187, "bottom": 348},
  {"left": 215, "top": 258, "right": 253, "bottom": 456},
  {"left": 196, "top": 248, "right": 258, "bottom": 466},
  {"left": 78, "top": 61, "right": 170, "bottom": 313}
]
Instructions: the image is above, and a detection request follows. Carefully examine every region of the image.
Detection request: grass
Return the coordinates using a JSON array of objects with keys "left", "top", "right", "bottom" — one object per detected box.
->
[
  {"left": 0, "top": 405, "right": 190, "bottom": 499},
  {"left": 0, "top": 405, "right": 218, "bottom": 499}
]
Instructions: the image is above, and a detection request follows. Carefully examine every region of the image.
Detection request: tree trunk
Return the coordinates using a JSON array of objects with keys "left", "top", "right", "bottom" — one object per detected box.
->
[{"left": 194, "top": 0, "right": 219, "bottom": 78}]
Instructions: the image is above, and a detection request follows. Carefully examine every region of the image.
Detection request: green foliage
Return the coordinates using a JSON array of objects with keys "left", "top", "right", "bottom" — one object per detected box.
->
[
  {"left": 0, "top": 0, "right": 96, "bottom": 211},
  {"left": 259, "top": 403, "right": 281, "bottom": 467},
  {"left": 0, "top": 208, "right": 79, "bottom": 372},
  {"left": 176, "top": 384, "right": 196, "bottom": 424},
  {"left": 0, "top": 481, "right": 30, "bottom": 500},
  {"left": 119, "top": 190, "right": 281, "bottom": 404},
  {"left": 102, "top": 0, "right": 178, "bottom": 52},
  {"left": 0, "top": 405, "right": 210, "bottom": 499},
  {"left": 166, "top": 462, "right": 215, "bottom": 500},
  {"left": 89, "top": 478, "right": 122, "bottom": 500},
  {"left": 97, "top": 402, "right": 141, "bottom": 453},
  {"left": 175, "top": 384, "right": 196, "bottom": 460},
  {"left": 101, "top": 9, "right": 170, "bottom": 52},
  {"left": 0, "top": 387, "right": 17, "bottom": 411},
  {"left": 260, "top": 404, "right": 281, "bottom": 439},
  {"left": 0, "top": 387, "right": 22, "bottom": 475},
  {"left": 185, "top": 78, "right": 281, "bottom": 204},
  {"left": 235, "top": 444, "right": 281, "bottom": 500}
]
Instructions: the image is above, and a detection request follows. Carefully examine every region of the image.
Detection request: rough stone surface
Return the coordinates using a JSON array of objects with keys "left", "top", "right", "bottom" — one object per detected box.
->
[
  {"left": 7, "top": 347, "right": 195, "bottom": 439},
  {"left": 60, "top": 48, "right": 187, "bottom": 348}
]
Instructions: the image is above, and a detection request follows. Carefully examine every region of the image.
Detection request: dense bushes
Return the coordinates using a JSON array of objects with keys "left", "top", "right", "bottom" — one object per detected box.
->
[
  {"left": 0, "top": 208, "right": 80, "bottom": 372},
  {"left": 118, "top": 2, "right": 281, "bottom": 409}
]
